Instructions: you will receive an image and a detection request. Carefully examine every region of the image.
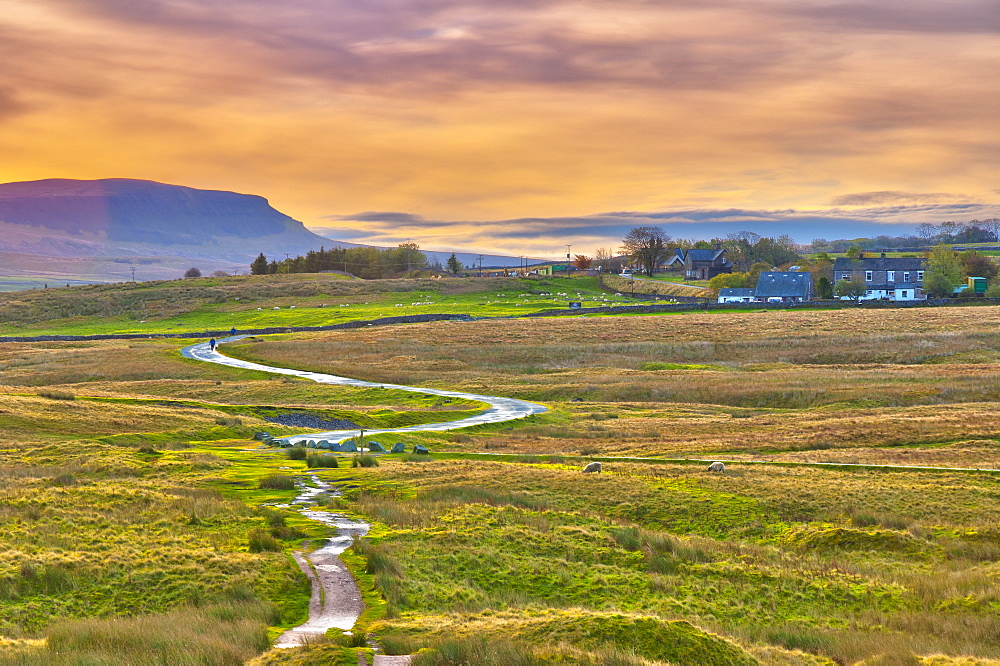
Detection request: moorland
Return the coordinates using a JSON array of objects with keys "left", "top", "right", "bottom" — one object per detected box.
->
[{"left": 1, "top": 274, "right": 1000, "bottom": 665}]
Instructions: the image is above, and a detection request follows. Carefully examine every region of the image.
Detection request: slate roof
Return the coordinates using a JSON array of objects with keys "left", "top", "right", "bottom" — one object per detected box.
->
[
  {"left": 719, "top": 288, "right": 755, "bottom": 297},
  {"left": 754, "top": 272, "right": 812, "bottom": 299},
  {"left": 833, "top": 256, "right": 926, "bottom": 271},
  {"left": 686, "top": 248, "right": 726, "bottom": 263}
]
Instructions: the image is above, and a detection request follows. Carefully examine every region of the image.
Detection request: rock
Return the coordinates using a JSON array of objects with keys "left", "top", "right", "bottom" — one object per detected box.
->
[
  {"left": 707, "top": 461, "right": 725, "bottom": 472},
  {"left": 328, "top": 441, "right": 343, "bottom": 452},
  {"left": 412, "top": 444, "right": 430, "bottom": 455},
  {"left": 391, "top": 442, "right": 406, "bottom": 453},
  {"left": 367, "top": 441, "right": 387, "bottom": 452},
  {"left": 253, "top": 431, "right": 272, "bottom": 441},
  {"left": 341, "top": 440, "right": 358, "bottom": 453},
  {"left": 582, "top": 462, "right": 602, "bottom": 473},
  {"left": 316, "top": 440, "right": 330, "bottom": 449}
]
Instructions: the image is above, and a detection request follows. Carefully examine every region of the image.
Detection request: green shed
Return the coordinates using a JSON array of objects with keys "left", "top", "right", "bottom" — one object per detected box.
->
[{"left": 968, "top": 276, "right": 987, "bottom": 295}]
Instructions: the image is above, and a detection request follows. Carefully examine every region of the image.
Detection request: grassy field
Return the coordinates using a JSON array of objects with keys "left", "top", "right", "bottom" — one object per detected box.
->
[
  {"left": 0, "top": 274, "right": 646, "bottom": 336},
  {"left": 4, "top": 277, "right": 1000, "bottom": 663}
]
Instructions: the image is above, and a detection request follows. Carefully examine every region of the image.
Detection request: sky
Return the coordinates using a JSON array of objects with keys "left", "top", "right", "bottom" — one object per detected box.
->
[{"left": 1, "top": 0, "right": 998, "bottom": 258}]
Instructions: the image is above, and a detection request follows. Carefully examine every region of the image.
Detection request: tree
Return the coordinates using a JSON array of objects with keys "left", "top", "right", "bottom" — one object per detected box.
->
[
  {"left": 183, "top": 267, "right": 202, "bottom": 278},
  {"left": 250, "top": 253, "right": 269, "bottom": 275},
  {"left": 268, "top": 260, "right": 279, "bottom": 274},
  {"left": 835, "top": 272, "right": 867, "bottom": 300},
  {"left": 594, "top": 247, "right": 624, "bottom": 273},
  {"left": 915, "top": 223, "right": 938, "bottom": 241},
  {"left": 959, "top": 250, "right": 998, "bottom": 280},
  {"left": 845, "top": 245, "right": 862, "bottom": 258},
  {"left": 924, "top": 244, "right": 962, "bottom": 298},
  {"left": 573, "top": 255, "right": 592, "bottom": 270},
  {"left": 816, "top": 276, "right": 834, "bottom": 299},
  {"left": 708, "top": 272, "right": 750, "bottom": 290},
  {"left": 446, "top": 253, "right": 463, "bottom": 274},
  {"left": 621, "top": 227, "right": 671, "bottom": 276},
  {"left": 745, "top": 261, "right": 772, "bottom": 287}
]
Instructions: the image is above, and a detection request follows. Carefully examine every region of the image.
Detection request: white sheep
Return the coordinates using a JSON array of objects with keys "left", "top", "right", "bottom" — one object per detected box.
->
[
  {"left": 707, "top": 461, "right": 726, "bottom": 472},
  {"left": 582, "top": 462, "right": 603, "bottom": 474}
]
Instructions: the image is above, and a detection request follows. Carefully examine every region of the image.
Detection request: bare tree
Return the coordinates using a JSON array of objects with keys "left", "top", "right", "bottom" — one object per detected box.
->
[
  {"left": 621, "top": 227, "right": 671, "bottom": 276},
  {"left": 183, "top": 267, "right": 202, "bottom": 278}
]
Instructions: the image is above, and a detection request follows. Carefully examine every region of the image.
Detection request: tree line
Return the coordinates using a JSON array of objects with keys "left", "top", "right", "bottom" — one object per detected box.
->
[{"left": 250, "top": 243, "right": 434, "bottom": 279}]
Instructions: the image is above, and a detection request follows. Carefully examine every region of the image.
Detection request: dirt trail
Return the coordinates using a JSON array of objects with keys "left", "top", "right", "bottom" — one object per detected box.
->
[
  {"left": 271, "top": 476, "right": 370, "bottom": 648},
  {"left": 181, "top": 335, "right": 548, "bottom": 446}
]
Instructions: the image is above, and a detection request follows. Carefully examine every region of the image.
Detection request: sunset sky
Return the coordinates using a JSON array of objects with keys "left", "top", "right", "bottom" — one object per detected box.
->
[{"left": 1, "top": 0, "right": 998, "bottom": 257}]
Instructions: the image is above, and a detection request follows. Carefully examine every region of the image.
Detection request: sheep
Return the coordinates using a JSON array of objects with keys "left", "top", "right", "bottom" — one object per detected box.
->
[
  {"left": 582, "top": 462, "right": 602, "bottom": 474},
  {"left": 707, "top": 461, "right": 726, "bottom": 472}
]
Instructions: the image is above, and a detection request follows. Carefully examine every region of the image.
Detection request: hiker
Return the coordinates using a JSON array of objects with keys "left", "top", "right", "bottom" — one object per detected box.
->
[
  {"left": 209, "top": 338, "right": 217, "bottom": 352},
  {"left": 230, "top": 327, "right": 236, "bottom": 336}
]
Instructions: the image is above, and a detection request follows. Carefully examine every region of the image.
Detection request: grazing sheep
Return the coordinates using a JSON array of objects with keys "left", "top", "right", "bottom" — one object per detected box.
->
[
  {"left": 582, "top": 462, "right": 603, "bottom": 474},
  {"left": 707, "top": 461, "right": 726, "bottom": 472}
]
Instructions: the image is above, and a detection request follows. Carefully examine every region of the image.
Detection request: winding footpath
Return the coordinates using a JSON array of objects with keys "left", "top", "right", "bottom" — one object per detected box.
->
[
  {"left": 181, "top": 336, "right": 548, "bottom": 445},
  {"left": 180, "top": 336, "right": 547, "bottom": 653}
]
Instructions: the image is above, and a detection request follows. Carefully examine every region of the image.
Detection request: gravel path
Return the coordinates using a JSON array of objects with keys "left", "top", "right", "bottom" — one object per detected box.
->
[
  {"left": 180, "top": 335, "right": 548, "bottom": 445},
  {"left": 271, "top": 475, "right": 369, "bottom": 649}
]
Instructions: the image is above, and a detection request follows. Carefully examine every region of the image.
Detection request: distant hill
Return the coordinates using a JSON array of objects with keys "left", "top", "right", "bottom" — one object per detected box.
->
[
  {"left": 0, "top": 178, "right": 342, "bottom": 254},
  {"left": 0, "top": 178, "right": 542, "bottom": 290},
  {"left": 0, "top": 178, "right": 358, "bottom": 288}
]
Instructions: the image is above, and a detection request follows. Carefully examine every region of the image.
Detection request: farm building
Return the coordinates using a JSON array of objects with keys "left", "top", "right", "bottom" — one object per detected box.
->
[
  {"left": 754, "top": 272, "right": 813, "bottom": 302},
  {"left": 717, "top": 288, "right": 756, "bottom": 303},
  {"left": 665, "top": 247, "right": 733, "bottom": 280},
  {"left": 833, "top": 253, "right": 927, "bottom": 301}
]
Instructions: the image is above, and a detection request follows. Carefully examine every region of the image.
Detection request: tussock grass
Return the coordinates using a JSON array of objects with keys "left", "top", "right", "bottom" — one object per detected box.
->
[
  {"left": 1, "top": 596, "right": 278, "bottom": 665},
  {"left": 258, "top": 473, "right": 295, "bottom": 490},
  {"left": 305, "top": 453, "right": 339, "bottom": 468},
  {"left": 352, "top": 454, "right": 380, "bottom": 468}
]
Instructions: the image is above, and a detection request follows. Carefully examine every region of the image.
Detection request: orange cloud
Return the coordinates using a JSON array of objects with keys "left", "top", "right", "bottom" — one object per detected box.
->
[{"left": 0, "top": 0, "right": 996, "bottom": 254}]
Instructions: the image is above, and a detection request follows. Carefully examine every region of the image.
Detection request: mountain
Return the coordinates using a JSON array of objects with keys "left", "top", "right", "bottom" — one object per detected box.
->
[
  {"left": 0, "top": 178, "right": 541, "bottom": 290},
  {"left": 0, "top": 178, "right": 350, "bottom": 288},
  {"left": 0, "top": 178, "right": 340, "bottom": 255}
]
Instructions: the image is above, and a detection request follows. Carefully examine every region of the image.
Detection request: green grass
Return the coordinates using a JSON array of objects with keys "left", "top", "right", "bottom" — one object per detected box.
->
[
  {"left": 12, "top": 279, "right": 1000, "bottom": 664},
  {"left": 288, "top": 455, "right": 1000, "bottom": 664},
  {"left": 0, "top": 274, "right": 638, "bottom": 336}
]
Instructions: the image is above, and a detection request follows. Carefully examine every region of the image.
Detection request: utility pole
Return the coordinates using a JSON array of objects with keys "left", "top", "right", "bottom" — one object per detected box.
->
[
  {"left": 130, "top": 267, "right": 136, "bottom": 283},
  {"left": 477, "top": 255, "right": 484, "bottom": 277}
]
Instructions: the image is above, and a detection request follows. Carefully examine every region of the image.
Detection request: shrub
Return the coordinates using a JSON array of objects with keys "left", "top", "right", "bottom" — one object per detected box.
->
[
  {"left": 257, "top": 474, "right": 295, "bottom": 490},
  {"left": 38, "top": 390, "right": 75, "bottom": 400},
  {"left": 286, "top": 445, "right": 308, "bottom": 460},
  {"left": 247, "top": 528, "right": 282, "bottom": 553},
  {"left": 306, "top": 454, "right": 339, "bottom": 469},
  {"left": 352, "top": 455, "right": 380, "bottom": 468},
  {"left": 214, "top": 416, "right": 243, "bottom": 426}
]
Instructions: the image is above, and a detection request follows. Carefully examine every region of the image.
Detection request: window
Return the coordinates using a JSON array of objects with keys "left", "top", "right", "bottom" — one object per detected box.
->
[
  {"left": 865, "top": 271, "right": 873, "bottom": 282},
  {"left": 917, "top": 271, "right": 924, "bottom": 281},
  {"left": 842, "top": 273, "right": 850, "bottom": 281},
  {"left": 887, "top": 271, "right": 895, "bottom": 282},
  {"left": 901, "top": 291, "right": 909, "bottom": 299},
  {"left": 903, "top": 272, "right": 910, "bottom": 282}
]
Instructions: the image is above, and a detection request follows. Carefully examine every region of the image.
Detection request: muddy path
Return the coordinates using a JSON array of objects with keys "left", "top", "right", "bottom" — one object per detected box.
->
[
  {"left": 271, "top": 475, "right": 370, "bottom": 648},
  {"left": 181, "top": 335, "right": 548, "bottom": 445}
]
